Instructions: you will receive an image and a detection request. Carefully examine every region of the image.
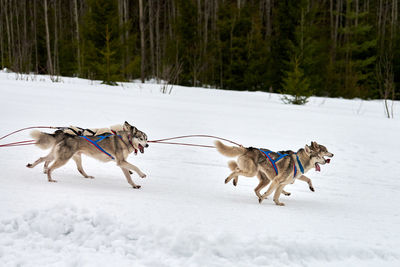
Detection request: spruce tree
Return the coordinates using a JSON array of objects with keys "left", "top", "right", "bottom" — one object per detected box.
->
[
  {"left": 81, "top": 0, "right": 122, "bottom": 84},
  {"left": 281, "top": 56, "right": 311, "bottom": 105},
  {"left": 281, "top": 3, "right": 314, "bottom": 105}
]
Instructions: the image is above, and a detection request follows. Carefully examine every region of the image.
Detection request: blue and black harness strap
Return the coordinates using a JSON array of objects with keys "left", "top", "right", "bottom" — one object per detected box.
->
[
  {"left": 258, "top": 149, "right": 304, "bottom": 178},
  {"left": 294, "top": 153, "right": 304, "bottom": 177},
  {"left": 80, "top": 134, "right": 115, "bottom": 160}
]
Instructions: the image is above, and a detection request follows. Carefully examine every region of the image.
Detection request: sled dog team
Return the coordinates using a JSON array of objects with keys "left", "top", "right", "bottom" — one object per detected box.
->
[{"left": 27, "top": 122, "right": 334, "bottom": 206}]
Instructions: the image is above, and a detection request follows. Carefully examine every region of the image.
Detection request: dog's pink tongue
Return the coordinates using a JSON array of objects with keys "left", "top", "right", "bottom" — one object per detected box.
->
[
  {"left": 315, "top": 163, "right": 321, "bottom": 172},
  {"left": 326, "top": 159, "right": 331, "bottom": 164}
]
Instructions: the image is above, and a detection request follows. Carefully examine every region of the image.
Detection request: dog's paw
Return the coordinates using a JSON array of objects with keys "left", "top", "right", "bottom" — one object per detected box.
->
[
  {"left": 283, "top": 192, "right": 291, "bottom": 196},
  {"left": 309, "top": 186, "right": 315, "bottom": 192},
  {"left": 26, "top": 163, "right": 33, "bottom": 168},
  {"left": 258, "top": 198, "right": 263, "bottom": 204},
  {"left": 233, "top": 179, "right": 238, "bottom": 186},
  {"left": 48, "top": 179, "right": 57, "bottom": 183},
  {"left": 224, "top": 177, "right": 230, "bottom": 184},
  {"left": 85, "top": 176, "right": 95, "bottom": 179},
  {"left": 140, "top": 173, "right": 147, "bottom": 178},
  {"left": 132, "top": 185, "right": 141, "bottom": 189},
  {"left": 274, "top": 201, "right": 285, "bottom": 206},
  {"left": 129, "top": 171, "right": 133, "bottom": 175}
]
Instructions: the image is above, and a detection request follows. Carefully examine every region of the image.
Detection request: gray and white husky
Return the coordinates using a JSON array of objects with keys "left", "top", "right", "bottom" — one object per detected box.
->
[
  {"left": 27, "top": 121, "right": 149, "bottom": 188},
  {"left": 215, "top": 141, "right": 334, "bottom": 206}
]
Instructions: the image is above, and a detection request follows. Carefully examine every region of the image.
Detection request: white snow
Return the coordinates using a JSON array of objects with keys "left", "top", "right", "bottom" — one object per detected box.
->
[{"left": 0, "top": 70, "right": 399, "bottom": 266}]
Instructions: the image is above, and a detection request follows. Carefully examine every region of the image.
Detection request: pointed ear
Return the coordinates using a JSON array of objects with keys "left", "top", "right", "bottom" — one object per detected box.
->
[
  {"left": 123, "top": 121, "right": 131, "bottom": 131},
  {"left": 311, "top": 141, "right": 318, "bottom": 148},
  {"left": 132, "top": 126, "right": 137, "bottom": 134},
  {"left": 305, "top": 145, "right": 311, "bottom": 154}
]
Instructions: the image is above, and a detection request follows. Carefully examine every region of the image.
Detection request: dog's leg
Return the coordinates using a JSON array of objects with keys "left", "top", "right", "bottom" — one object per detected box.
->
[
  {"left": 225, "top": 158, "right": 256, "bottom": 185},
  {"left": 225, "top": 170, "right": 239, "bottom": 184},
  {"left": 297, "top": 175, "right": 315, "bottom": 192},
  {"left": 259, "top": 179, "right": 280, "bottom": 204},
  {"left": 43, "top": 156, "right": 54, "bottom": 174},
  {"left": 273, "top": 184, "right": 287, "bottom": 206},
  {"left": 117, "top": 160, "right": 146, "bottom": 178},
  {"left": 254, "top": 172, "right": 270, "bottom": 199},
  {"left": 228, "top": 161, "right": 239, "bottom": 186},
  {"left": 26, "top": 154, "right": 51, "bottom": 169},
  {"left": 72, "top": 154, "right": 94, "bottom": 179},
  {"left": 225, "top": 169, "right": 256, "bottom": 184},
  {"left": 120, "top": 167, "right": 141, "bottom": 189},
  {"left": 46, "top": 158, "right": 70, "bottom": 183}
]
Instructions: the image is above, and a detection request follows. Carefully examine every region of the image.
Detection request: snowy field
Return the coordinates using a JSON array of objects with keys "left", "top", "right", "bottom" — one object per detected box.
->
[{"left": 0, "top": 70, "right": 399, "bottom": 266}]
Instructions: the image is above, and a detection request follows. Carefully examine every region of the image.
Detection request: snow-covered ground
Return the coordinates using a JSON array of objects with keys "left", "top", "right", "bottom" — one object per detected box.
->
[{"left": 0, "top": 71, "right": 399, "bottom": 266}]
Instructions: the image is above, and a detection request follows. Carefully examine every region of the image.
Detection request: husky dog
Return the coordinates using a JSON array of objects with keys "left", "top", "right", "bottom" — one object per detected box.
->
[
  {"left": 215, "top": 141, "right": 334, "bottom": 206},
  {"left": 226, "top": 142, "right": 333, "bottom": 194},
  {"left": 27, "top": 122, "right": 149, "bottom": 188}
]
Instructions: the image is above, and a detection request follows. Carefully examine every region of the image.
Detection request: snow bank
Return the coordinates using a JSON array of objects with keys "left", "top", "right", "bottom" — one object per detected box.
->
[{"left": 0, "top": 205, "right": 397, "bottom": 266}]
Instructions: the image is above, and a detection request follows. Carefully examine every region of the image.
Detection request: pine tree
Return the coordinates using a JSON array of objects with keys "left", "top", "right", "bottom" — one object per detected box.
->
[
  {"left": 335, "top": 0, "right": 377, "bottom": 98},
  {"left": 281, "top": 56, "right": 311, "bottom": 105},
  {"left": 81, "top": 0, "right": 122, "bottom": 83},
  {"left": 280, "top": 2, "right": 314, "bottom": 105}
]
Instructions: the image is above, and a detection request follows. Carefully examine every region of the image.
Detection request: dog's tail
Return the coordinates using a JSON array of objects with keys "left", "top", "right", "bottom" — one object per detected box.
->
[
  {"left": 214, "top": 140, "right": 246, "bottom": 157},
  {"left": 30, "top": 130, "right": 57, "bottom": 149}
]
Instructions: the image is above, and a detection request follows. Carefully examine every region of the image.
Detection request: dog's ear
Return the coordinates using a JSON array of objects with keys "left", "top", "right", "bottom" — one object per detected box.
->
[
  {"left": 311, "top": 141, "right": 318, "bottom": 148},
  {"left": 132, "top": 126, "right": 137, "bottom": 134},
  {"left": 123, "top": 121, "right": 132, "bottom": 131},
  {"left": 305, "top": 145, "right": 311, "bottom": 154}
]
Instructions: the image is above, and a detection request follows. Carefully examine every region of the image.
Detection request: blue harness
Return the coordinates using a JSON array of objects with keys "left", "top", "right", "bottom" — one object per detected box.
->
[
  {"left": 80, "top": 134, "right": 115, "bottom": 160},
  {"left": 258, "top": 149, "right": 304, "bottom": 178}
]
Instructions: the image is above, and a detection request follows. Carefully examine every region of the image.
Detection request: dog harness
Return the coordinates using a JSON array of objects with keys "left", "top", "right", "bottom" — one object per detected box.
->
[
  {"left": 258, "top": 149, "right": 304, "bottom": 178},
  {"left": 80, "top": 134, "right": 115, "bottom": 160}
]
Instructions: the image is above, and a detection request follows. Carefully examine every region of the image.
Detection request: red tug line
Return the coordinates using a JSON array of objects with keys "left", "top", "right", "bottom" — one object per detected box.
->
[{"left": 0, "top": 127, "right": 242, "bottom": 149}]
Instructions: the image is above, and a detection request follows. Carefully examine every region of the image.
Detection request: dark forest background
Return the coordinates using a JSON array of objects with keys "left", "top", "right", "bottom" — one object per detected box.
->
[{"left": 0, "top": 0, "right": 398, "bottom": 101}]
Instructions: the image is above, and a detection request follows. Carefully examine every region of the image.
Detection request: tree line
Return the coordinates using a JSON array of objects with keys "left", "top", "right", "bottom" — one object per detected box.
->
[{"left": 0, "top": 0, "right": 398, "bottom": 102}]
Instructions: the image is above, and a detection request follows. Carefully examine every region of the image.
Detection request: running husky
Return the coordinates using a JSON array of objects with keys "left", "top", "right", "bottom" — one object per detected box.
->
[
  {"left": 27, "top": 122, "right": 149, "bottom": 188},
  {"left": 215, "top": 141, "right": 334, "bottom": 206}
]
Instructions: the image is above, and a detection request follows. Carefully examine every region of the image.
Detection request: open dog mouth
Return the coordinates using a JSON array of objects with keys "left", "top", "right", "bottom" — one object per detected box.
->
[{"left": 138, "top": 144, "right": 144, "bottom": 153}]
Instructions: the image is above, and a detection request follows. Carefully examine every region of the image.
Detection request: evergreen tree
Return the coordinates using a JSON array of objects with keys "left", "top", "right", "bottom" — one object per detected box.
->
[
  {"left": 281, "top": 1, "right": 314, "bottom": 105},
  {"left": 81, "top": 0, "right": 122, "bottom": 83},
  {"left": 335, "top": 0, "right": 377, "bottom": 98},
  {"left": 281, "top": 56, "right": 311, "bottom": 105}
]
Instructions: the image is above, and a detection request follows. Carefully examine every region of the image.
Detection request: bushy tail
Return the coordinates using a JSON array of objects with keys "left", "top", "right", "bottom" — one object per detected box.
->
[
  {"left": 214, "top": 140, "right": 246, "bottom": 157},
  {"left": 30, "top": 130, "right": 56, "bottom": 149}
]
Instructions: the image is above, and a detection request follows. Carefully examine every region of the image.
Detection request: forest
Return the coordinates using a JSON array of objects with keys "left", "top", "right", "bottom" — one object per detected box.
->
[{"left": 0, "top": 0, "right": 398, "bottom": 101}]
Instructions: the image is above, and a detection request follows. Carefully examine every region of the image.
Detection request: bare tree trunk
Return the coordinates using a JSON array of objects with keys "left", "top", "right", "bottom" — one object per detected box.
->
[
  {"left": 53, "top": 0, "right": 59, "bottom": 76},
  {"left": 73, "top": 0, "right": 81, "bottom": 76},
  {"left": 139, "top": 0, "right": 145, "bottom": 82},
  {"left": 33, "top": 0, "right": 38, "bottom": 73},
  {"left": 355, "top": 0, "right": 359, "bottom": 27},
  {"left": 155, "top": 1, "right": 160, "bottom": 79},
  {"left": 4, "top": 0, "right": 12, "bottom": 66},
  {"left": 124, "top": 0, "right": 129, "bottom": 78},
  {"left": 13, "top": 0, "right": 22, "bottom": 72},
  {"left": 149, "top": 0, "right": 155, "bottom": 77},
  {"left": 330, "top": 0, "right": 334, "bottom": 49},
  {"left": 0, "top": 0, "right": 4, "bottom": 68},
  {"left": 22, "top": 0, "right": 29, "bottom": 72},
  {"left": 266, "top": 0, "right": 272, "bottom": 39},
  {"left": 44, "top": 0, "right": 54, "bottom": 75},
  {"left": 8, "top": 0, "right": 15, "bottom": 68}
]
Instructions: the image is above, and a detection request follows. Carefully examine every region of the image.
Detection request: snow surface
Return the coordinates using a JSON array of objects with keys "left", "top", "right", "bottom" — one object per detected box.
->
[{"left": 0, "top": 71, "right": 399, "bottom": 266}]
